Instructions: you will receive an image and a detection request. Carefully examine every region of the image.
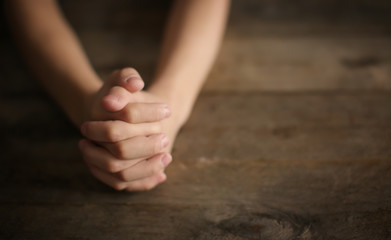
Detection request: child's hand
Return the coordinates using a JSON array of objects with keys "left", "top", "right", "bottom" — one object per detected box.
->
[
  {"left": 85, "top": 68, "right": 170, "bottom": 123},
  {"left": 79, "top": 68, "right": 173, "bottom": 191},
  {"left": 78, "top": 139, "right": 171, "bottom": 191}
]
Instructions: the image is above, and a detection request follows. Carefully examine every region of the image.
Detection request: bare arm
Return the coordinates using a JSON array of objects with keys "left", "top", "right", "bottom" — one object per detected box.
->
[
  {"left": 149, "top": 0, "right": 230, "bottom": 126},
  {"left": 5, "top": 0, "right": 102, "bottom": 126},
  {"left": 6, "top": 0, "right": 230, "bottom": 127},
  {"left": 78, "top": 0, "right": 231, "bottom": 191},
  {"left": 6, "top": 0, "right": 231, "bottom": 191}
]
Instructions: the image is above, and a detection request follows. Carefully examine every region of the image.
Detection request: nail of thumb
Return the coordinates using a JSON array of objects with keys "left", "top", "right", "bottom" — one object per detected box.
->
[{"left": 123, "top": 76, "right": 144, "bottom": 93}]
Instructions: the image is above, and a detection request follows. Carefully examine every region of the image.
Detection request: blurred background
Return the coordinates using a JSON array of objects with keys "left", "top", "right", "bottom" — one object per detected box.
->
[
  {"left": 1, "top": 0, "right": 391, "bottom": 239},
  {"left": 1, "top": 0, "right": 391, "bottom": 93}
]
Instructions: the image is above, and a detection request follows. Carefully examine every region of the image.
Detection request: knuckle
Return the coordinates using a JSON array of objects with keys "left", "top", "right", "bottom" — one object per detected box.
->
[
  {"left": 120, "top": 105, "right": 139, "bottom": 123},
  {"left": 114, "top": 142, "right": 126, "bottom": 159},
  {"left": 106, "top": 127, "right": 121, "bottom": 142},
  {"left": 116, "top": 171, "right": 128, "bottom": 181},
  {"left": 119, "top": 109, "right": 129, "bottom": 122},
  {"left": 106, "top": 160, "right": 121, "bottom": 173}
]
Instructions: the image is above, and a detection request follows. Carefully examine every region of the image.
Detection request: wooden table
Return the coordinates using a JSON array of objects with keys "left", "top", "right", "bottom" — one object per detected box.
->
[{"left": 1, "top": 1, "right": 391, "bottom": 239}]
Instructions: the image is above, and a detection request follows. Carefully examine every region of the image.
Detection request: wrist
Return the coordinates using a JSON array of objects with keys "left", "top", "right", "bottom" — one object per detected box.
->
[
  {"left": 75, "top": 78, "right": 103, "bottom": 127},
  {"left": 148, "top": 83, "right": 194, "bottom": 127}
]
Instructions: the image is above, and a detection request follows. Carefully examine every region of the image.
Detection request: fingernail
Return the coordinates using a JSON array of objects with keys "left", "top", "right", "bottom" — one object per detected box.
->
[
  {"left": 161, "top": 136, "right": 169, "bottom": 148},
  {"left": 124, "top": 75, "right": 140, "bottom": 84},
  {"left": 161, "top": 154, "right": 172, "bottom": 167},
  {"left": 163, "top": 107, "right": 171, "bottom": 118}
]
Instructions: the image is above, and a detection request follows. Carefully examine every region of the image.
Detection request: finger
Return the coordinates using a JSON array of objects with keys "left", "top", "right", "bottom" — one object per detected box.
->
[
  {"left": 81, "top": 120, "right": 162, "bottom": 142},
  {"left": 112, "top": 102, "right": 171, "bottom": 124},
  {"left": 99, "top": 97, "right": 171, "bottom": 123},
  {"left": 88, "top": 165, "right": 167, "bottom": 191},
  {"left": 100, "top": 133, "right": 169, "bottom": 160},
  {"left": 125, "top": 172, "right": 167, "bottom": 192},
  {"left": 79, "top": 139, "right": 142, "bottom": 173},
  {"left": 101, "top": 86, "right": 130, "bottom": 112},
  {"left": 115, "top": 153, "right": 172, "bottom": 182},
  {"left": 109, "top": 67, "right": 144, "bottom": 93},
  {"left": 88, "top": 165, "right": 128, "bottom": 191}
]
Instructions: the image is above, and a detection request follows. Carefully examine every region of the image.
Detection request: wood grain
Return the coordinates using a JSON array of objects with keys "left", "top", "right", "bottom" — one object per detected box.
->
[{"left": 1, "top": 0, "right": 391, "bottom": 239}]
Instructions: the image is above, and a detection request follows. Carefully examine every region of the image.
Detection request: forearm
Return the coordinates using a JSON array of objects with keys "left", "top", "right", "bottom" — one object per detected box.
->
[
  {"left": 149, "top": 0, "right": 230, "bottom": 125},
  {"left": 6, "top": 0, "right": 102, "bottom": 126}
]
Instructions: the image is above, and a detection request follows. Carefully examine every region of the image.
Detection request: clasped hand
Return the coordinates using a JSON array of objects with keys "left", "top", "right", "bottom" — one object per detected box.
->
[{"left": 78, "top": 68, "right": 173, "bottom": 191}]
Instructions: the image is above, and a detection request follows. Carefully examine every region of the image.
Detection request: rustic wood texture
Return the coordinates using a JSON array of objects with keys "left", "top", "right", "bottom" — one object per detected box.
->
[{"left": 1, "top": 0, "right": 391, "bottom": 239}]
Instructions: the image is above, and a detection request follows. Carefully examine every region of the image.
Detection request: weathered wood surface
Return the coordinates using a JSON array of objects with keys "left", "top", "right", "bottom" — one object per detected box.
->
[{"left": 1, "top": 0, "right": 391, "bottom": 239}]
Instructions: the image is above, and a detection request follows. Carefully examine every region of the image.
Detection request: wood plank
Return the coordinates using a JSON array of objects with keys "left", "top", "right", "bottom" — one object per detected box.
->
[
  {"left": 62, "top": 27, "right": 391, "bottom": 92},
  {"left": 2, "top": 92, "right": 391, "bottom": 165},
  {"left": 3, "top": 16, "right": 391, "bottom": 93},
  {"left": 206, "top": 36, "right": 391, "bottom": 91},
  {"left": 1, "top": 157, "right": 390, "bottom": 239},
  {"left": 1, "top": 0, "right": 391, "bottom": 239},
  {"left": 1, "top": 93, "right": 390, "bottom": 239},
  {"left": 71, "top": 32, "right": 391, "bottom": 91},
  {"left": 57, "top": 0, "right": 391, "bottom": 92}
]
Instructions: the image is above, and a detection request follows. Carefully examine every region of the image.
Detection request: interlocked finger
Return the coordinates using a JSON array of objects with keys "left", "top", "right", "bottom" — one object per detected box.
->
[
  {"left": 100, "top": 133, "right": 169, "bottom": 160},
  {"left": 81, "top": 120, "right": 163, "bottom": 142}
]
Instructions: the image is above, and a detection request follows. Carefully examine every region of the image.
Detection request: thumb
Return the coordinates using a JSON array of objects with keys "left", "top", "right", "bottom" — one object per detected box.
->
[
  {"left": 102, "top": 68, "right": 145, "bottom": 112},
  {"left": 101, "top": 86, "right": 130, "bottom": 112},
  {"left": 109, "top": 68, "right": 145, "bottom": 93}
]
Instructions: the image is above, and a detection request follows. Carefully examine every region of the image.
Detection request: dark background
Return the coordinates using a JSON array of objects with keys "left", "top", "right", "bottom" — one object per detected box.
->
[{"left": 1, "top": 0, "right": 391, "bottom": 239}]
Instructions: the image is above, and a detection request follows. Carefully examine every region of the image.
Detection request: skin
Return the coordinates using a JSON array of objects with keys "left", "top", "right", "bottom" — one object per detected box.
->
[{"left": 6, "top": 0, "right": 230, "bottom": 191}]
